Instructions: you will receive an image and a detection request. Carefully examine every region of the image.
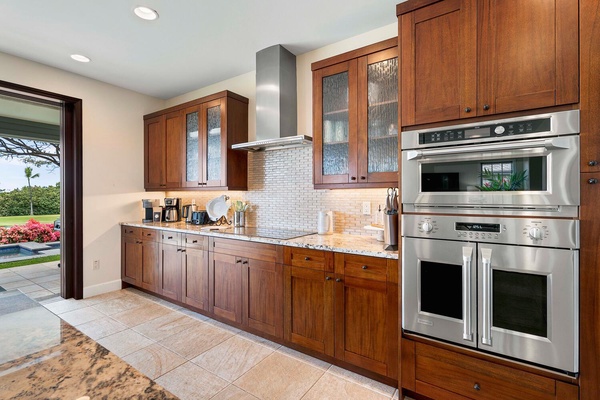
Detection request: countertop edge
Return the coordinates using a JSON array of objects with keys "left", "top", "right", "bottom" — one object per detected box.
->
[{"left": 120, "top": 222, "right": 399, "bottom": 260}]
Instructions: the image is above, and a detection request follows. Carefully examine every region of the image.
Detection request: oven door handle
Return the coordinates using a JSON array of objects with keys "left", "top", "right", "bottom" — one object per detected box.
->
[
  {"left": 481, "top": 248, "right": 493, "bottom": 346},
  {"left": 462, "top": 246, "right": 474, "bottom": 342},
  {"left": 405, "top": 137, "right": 571, "bottom": 161}
]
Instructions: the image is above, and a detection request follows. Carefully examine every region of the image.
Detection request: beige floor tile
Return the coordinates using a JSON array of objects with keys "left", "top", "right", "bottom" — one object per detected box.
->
[
  {"left": 97, "top": 329, "right": 155, "bottom": 358},
  {"left": 212, "top": 385, "right": 259, "bottom": 400},
  {"left": 76, "top": 316, "right": 128, "bottom": 340},
  {"left": 178, "top": 307, "right": 210, "bottom": 321},
  {"left": 26, "top": 289, "right": 55, "bottom": 300},
  {"left": 277, "top": 345, "right": 331, "bottom": 371},
  {"left": 43, "top": 298, "right": 89, "bottom": 314},
  {"left": 158, "top": 322, "right": 233, "bottom": 359},
  {"left": 191, "top": 335, "right": 275, "bottom": 382},
  {"left": 91, "top": 294, "right": 151, "bottom": 315},
  {"left": 122, "top": 343, "right": 186, "bottom": 379},
  {"left": 155, "top": 362, "right": 229, "bottom": 400},
  {"left": 327, "top": 365, "right": 396, "bottom": 397},
  {"left": 302, "top": 373, "right": 392, "bottom": 400},
  {"left": 236, "top": 331, "right": 281, "bottom": 351},
  {"left": 59, "top": 306, "right": 106, "bottom": 326},
  {"left": 111, "top": 302, "right": 172, "bottom": 327},
  {"left": 234, "top": 352, "right": 326, "bottom": 400},
  {"left": 133, "top": 311, "right": 198, "bottom": 341},
  {"left": 83, "top": 289, "right": 129, "bottom": 305}
]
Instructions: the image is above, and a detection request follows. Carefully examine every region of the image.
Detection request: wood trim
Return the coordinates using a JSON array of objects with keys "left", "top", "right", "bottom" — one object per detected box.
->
[
  {"left": 555, "top": 0, "right": 579, "bottom": 106},
  {"left": 311, "top": 38, "right": 397, "bottom": 71},
  {"left": 143, "top": 90, "right": 248, "bottom": 120},
  {"left": 397, "top": 0, "right": 444, "bottom": 15}
]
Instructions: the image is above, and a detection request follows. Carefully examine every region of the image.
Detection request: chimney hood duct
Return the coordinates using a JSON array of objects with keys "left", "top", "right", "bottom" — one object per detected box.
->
[{"left": 232, "top": 45, "right": 312, "bottom": 151}]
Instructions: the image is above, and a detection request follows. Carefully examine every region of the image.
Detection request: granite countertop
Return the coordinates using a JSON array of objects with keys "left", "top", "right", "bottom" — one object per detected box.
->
[{"left": 121, "top": 221, "right": 398, "bottom": 260}]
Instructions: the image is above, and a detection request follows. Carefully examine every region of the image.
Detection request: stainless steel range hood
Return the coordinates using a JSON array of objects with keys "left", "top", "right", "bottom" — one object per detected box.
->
[{"left": 232, "top": 45, "right": 312, "bottom": 151}]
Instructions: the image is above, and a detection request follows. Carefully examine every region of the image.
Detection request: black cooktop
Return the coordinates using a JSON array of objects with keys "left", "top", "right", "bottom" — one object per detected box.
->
[{"left": 220, "top": 227, "right": 315, "bottom": 240}]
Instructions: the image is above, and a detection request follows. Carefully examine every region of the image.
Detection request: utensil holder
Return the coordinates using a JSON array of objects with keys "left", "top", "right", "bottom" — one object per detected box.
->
[
  {"left": 383, "top": 213, "right": 398, "bottom": 250},
  {"left": 234, "top": 211, "right": 245, "bottom": 227}
]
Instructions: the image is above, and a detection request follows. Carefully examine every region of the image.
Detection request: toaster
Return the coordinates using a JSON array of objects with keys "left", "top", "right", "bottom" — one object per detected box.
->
[{"left": 191, "top": 210, "right": 210, "bottom": 225}]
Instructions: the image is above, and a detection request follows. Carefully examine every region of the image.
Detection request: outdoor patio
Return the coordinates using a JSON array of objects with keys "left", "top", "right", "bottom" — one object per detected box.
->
[{"left": 0, "top": 261, "right": 60, "bottom": 301}]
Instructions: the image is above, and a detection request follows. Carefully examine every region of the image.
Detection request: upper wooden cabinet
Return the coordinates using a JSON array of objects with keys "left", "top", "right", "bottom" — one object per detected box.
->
[
  {"left": 397, "top": 0, "right": 579, "bottom": 127},
  {"left": 312, "top": 38, "right": 399, "bottom": 189},
  {"left": 144, "top": 91, "right": 249, "bottom": 191}
]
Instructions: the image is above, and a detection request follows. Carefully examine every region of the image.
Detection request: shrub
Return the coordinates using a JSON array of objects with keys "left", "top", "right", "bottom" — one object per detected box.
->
[{"left": 0, "top": 219, "right": 60, "bottom": 244}]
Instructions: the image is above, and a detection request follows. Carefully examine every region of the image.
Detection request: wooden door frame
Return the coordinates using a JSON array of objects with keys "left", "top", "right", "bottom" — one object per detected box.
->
[{"left": 0, "top": 80, "right": 83, "bottom": 299}]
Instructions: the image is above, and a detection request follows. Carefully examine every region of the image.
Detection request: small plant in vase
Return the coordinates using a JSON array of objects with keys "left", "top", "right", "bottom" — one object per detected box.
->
[{"left": 233, "top": 201, "right": 249, "bottom": 227}]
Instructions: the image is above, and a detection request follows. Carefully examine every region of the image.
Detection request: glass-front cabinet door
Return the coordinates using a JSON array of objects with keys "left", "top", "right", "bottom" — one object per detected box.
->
[
  {"left": 358, "top": 48, "right": 398, "bottom": 183},
  {"left": 183, "top": 106, "right": 201, "bottom": 188},
  {"left": 314, "top": 60, "right": 358, "bottom": 185},
  {"left": 202, "top": 99, "right": 225, "bottom": 187}
]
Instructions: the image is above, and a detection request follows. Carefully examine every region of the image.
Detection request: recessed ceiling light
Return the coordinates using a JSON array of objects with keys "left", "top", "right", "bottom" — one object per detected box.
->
[
  {"left": 70, "top": 54, "right": 91, "bottom": 63},
  {"left": 134, "top": 6, "right": 159, "bottom": 20}
]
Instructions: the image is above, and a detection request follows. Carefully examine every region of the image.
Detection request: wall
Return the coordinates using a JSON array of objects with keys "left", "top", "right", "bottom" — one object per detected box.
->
[
  {"left": 168, "top": 147, "right": 389, "bottom": 235},
  {"left": 0, "top": 51, "right": 165, "bottom": 298}
]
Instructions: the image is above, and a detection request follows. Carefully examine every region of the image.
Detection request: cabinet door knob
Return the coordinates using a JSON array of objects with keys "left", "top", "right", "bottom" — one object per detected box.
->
[
  {"left": 473, "top": 383, "right": 481, "bottom": 391},
  {"left": 589, "top": 160, "right": 598, "bottom": 166},
  {"left": 350, "top": 176, "right": 357, "bottom": 181},
  {"left": 335, "top": 278, "right": 342, "bottom": 283},
  {"left": 304, "top": 256, "right": 310, "bottom": 261},
  {"left": 588, "top": 178, "right": 598, "bottom": 184},
  {"left": 483, "top": 104, "right": 490, "bottom": 111},
  {"left": 464, "top": 107, "right": 472, "bottom": 113},
  {"left": 198, "top": 182, "right": 202, "bottom": 185},
  {"left": 325, "top": 276, "right": 332, "bottom": 281},
  {"left": 176, "top": 248, "right": 181, "bottom": 252},
  {"left": 181, "top": 249, "right": 186, "bottom": 253},
  {"left": 236, "top": 259, "right": 242, "bottom": 263},
  {"left": 360, "top": 176, "right": 366, "bottom": 180},
  {"left": 361, "top": 265, "right": 368, "bottom": 270},
  {"left": 242, "top": 260, "right": 248, "bottom": 265}
]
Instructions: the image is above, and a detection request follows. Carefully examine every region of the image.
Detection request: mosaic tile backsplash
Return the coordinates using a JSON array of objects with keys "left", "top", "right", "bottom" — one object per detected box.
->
[{"left": 166, "top": 147, "right": 395, "bottom": 236}]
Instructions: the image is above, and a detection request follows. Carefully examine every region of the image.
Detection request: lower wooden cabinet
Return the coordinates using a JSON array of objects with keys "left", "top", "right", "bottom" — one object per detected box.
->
[
  {"left": 121, "top": 226, "right": 159, "bottom": 291},
  {"left": 210, "top": 252, "right": 243, "bottom": 324},
  {"left": 243, "top": 257, "right": 283, "bottom": 338},
  {"left": 401, "top": 339, "right": 579, "bottom": 400},
  {"left": 182, "top": 234, "right": 210, "bottom": 311}
]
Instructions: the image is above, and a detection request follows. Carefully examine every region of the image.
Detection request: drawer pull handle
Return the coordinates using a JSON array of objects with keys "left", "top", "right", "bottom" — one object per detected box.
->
[
  {"left": 176, "top": 248, "right": 181, "bottom": 252},
  {"left": 361, "top": 265, "right": 368, "bottom": 270},
  {"left": 483, "top": 104, "right": 490, "bottom": 111},
  {"left": 589, "top": 160, "right": 598, "bottom": 166},
  {"left": 335, "top": 278, "right": 342, "bottom": 283},
  {"left": 192, "top": 240, "right": 198, "bottom": 243},
  {"left": 588, "top": 178, "right": 598, "bottom": 184},
  {"left": 465, "top": 107, "right": 472, "bottom": 113},
  {"left": 242, "top": 260, "right": 248, "bottom": 265},
  {"left": 167, "top": 236, "right": 173, "bottom": 239},
  {"left": 325, "top": 276, "right": 332, "bottom": 281},
  {"left": 304, "top": 257, "right": 310, "bottom": 261},
  {"left": 236, "top": 259, "right": 242, "bottom": 263},
  {"left": 474, "top": 383, "right": 480, "bottom": 391}
]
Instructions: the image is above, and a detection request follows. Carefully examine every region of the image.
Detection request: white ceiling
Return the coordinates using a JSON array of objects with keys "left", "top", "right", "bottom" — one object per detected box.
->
[{"left": 0, "top": 0, "right": 403, "bottom": 99}]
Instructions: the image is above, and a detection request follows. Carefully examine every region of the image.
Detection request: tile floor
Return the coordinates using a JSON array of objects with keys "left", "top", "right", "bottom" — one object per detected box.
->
[
  {"left": 0, "top": 261, "right": 61, "bottom": 301},
  {"left": 2, "top": 263, "right": 404, "bottom": 400}
]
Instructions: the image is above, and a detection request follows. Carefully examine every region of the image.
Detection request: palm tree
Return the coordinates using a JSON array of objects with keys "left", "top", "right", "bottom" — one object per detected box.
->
[{"left": 24, "top": 166, "right": 40, "bottom": 215}]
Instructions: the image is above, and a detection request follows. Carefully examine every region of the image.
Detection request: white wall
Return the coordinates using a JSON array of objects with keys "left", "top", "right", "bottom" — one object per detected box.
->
[{"left": 0, "top": 52, "right": 165, "bottom": 297}]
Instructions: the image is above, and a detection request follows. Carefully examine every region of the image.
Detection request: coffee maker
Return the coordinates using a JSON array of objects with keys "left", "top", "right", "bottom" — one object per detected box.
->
[
  {"left": 163, "top": 198, "right": 181, "bottom": 222},
  {"left": 142, "top": 199, "right": 160, "bottom": 223}
]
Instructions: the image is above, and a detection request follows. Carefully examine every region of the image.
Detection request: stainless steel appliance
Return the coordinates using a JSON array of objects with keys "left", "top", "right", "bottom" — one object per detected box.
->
[
  {"left": 142, "top": 199, "right": 159, "bottom": 223},
  {"left": 191, "top": 210, "right": 210, "bottom": 225},
  {"left": 163, "top": 197, "right": 181, "bottom": 222},
  {"left": 402, "top": 214, "right": 579, "bottom": 374},
  {"left": 182, "top": 203, "right": 197, "bottom": 223},
  {"left": 401, "top": 110, "right": 580, "bottom": 217}
]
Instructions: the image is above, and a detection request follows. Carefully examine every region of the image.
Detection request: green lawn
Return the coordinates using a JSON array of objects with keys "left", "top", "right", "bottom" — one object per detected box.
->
[
  {"left": 0, "top": 254, "right": 60, "bottom": 269},
  {"left": 0, "top": 214, "right": 60, "bottom": 227}
]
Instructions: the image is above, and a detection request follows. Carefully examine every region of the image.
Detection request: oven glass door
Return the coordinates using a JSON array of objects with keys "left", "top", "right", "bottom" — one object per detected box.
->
[
  {"left": 477, "top": 243, "right": 578, "bottom": 373},
  {"left": 403, "top": 237, "right": 476, "bottom": 347},
  {"left": 402, "top": 135, "right": 579, "bottom": 211}
]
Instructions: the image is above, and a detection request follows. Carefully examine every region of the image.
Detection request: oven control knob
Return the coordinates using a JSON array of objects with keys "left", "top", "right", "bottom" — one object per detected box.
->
[
  {"left": 422, "top": 222, "right": 434, "bottom": 233},
  {"left": 494, "top": 125, "right": 505, "bottom": 135},
  {"left": 528, "top": 227, "right": 543, "bottom": 240}
]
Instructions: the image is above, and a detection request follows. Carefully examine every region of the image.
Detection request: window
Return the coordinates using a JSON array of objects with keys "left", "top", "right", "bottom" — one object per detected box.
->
[{"left": 480, "top": 162, "right": 513, "bottom": 188}]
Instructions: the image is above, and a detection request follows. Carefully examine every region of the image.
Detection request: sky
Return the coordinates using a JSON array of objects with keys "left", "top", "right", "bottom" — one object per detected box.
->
[{"left": 0, "top": 158, "right": 60, "bottom": 191}]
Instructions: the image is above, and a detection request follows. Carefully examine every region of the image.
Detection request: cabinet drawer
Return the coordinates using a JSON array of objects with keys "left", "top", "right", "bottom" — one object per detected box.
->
[
  {"left": 213, "top": 238, "right": 279, "bottom": 263},
  {"left": 285, "top": 247, "right": 328, "bottom": 270},
  {"left": 161, "top": 231, "right": 181, "bottom": 246},
  {"left": 141, "top": 229, "right": 158, "bottom": 241},
  {"left": 122, "top": 226, "right": 141, "bottom": 238},
  {"left": 415, "top": 343, "right": 557, "bottom": 400},
  {"left": 184, "top": 234, "right": 208, "bottom": 250},
  {"left": 341, "top": 254, "right": 387, "bottom": 282}
]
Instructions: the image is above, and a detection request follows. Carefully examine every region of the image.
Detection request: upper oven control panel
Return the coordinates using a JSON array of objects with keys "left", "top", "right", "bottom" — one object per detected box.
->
[
  {"left": 403, "top": 215, "right": 579, "bottom": 249},
  {"left": 418, "top": 117, "right": 550, "bottom": 145}
]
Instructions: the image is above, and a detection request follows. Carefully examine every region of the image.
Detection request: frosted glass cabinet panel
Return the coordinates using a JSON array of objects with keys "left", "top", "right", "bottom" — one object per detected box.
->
[
  {"left": 205, "top": 103, "right": 223, "bottom": 185},
  {"left": 185, "top": 110, "right": 199, "bottom": 183},
  {"left": 313, "top": 39, "right": 398, "bottom": 188}
]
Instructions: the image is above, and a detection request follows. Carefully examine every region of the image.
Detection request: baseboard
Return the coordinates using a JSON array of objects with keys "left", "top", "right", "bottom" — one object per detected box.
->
[{"left": 83, "top": 279, "right": 122, "bottom": 298}]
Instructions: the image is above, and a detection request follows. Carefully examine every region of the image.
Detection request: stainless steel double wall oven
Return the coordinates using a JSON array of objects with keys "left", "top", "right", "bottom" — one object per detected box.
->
[{"left": 401, "top": 110, "right": 580, "bottom": 374}]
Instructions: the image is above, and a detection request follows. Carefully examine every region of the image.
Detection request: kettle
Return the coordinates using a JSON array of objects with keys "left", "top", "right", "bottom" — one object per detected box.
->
[
  {"left": 182, "top": 204, "right": 197, "bottom": 223},
  {"left": 317, "top": 211, "right": 333, "bottom": 235}
]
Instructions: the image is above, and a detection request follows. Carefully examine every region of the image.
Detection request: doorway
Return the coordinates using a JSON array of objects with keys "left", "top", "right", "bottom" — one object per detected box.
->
[{"left": 0, "top": 80, "right": 83, "bottom": 299}]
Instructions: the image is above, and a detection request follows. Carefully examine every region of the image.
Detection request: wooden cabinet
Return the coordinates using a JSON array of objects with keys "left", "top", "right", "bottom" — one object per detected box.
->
[
  {"left": 397, "top": 0, "right": 579, "bottom": 127},
  {"left": 333, "top": 254, "right": 398, "bottom": 379},
  {"left": 121, "top": 227, "right": 159, "bottom": 291},
  {"left": 284, "top": 248, "right": 335, "bottom": 356},
  {"left": 312, "top": 38, "right": 399, "bottom": 189},
  {"left": 144, "top": 111, "right": 184, "bottom": 190},
  {"left": 182, "top": 234, "right": 210, "bottom": 311},
  {"left": 144, "top": 90, "right": 248, "bottom": 191},
  {"left": 159, "top": 231, "right": 183, "bottom": 302},
  {"left": 211, "top": 238, "right": 283, "bottom": 336},
  {"left": 401, "top": 340, "right": 578, "bottom": 400}
]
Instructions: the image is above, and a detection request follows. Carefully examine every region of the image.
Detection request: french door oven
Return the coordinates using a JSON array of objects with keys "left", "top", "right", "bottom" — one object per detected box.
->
[{"left": 402, "top": 215, "right": 579, "bottom": 374}]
